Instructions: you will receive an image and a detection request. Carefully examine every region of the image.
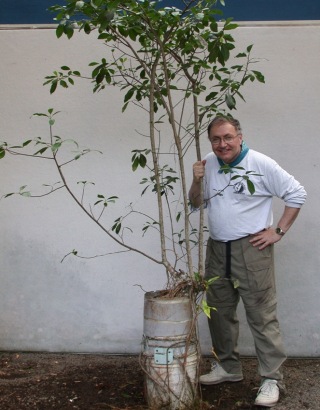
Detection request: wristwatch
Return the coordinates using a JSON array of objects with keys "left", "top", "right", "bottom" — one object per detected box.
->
[{"left": 275, "top": 227, "right": 285, "bottom": 236}]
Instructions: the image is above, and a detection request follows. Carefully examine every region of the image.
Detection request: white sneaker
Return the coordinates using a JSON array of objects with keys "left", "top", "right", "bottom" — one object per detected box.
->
[
  {"left": 254, "top": 379, "right": 279, "bottom": 407},
  {"left": 199, "top": 361, "right": 243, "bottom": 385}
]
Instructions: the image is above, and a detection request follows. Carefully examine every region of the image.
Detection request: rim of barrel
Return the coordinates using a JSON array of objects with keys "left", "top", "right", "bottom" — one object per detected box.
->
[{"left": 145, "top": 290, "right": 192, "bottom": 302}]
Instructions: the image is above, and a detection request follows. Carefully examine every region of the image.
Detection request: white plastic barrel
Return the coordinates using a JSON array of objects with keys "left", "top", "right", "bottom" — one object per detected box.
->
[{"left": 142, "top": 291, "right": 200, "bottom": 410}]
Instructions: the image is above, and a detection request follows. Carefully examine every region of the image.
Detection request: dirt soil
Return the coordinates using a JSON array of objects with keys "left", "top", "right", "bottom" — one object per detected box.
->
[{"left": 0, "top": 353, "right": 319, "bottom": 410}]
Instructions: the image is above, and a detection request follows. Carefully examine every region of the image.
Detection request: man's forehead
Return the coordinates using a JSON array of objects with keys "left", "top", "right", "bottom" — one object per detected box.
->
[{"left": 210, "top": 123, "right": 237, "bottom": 135}]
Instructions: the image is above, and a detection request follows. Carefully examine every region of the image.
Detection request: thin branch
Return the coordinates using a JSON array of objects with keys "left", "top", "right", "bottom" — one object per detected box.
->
[
  {"left": 28, "top": 185, "right": 65, "bottom": 197},
  {"left": 6, "top": 148, "right": 53, "bottom": 160},
  {"left": 61, "top": 249, "right": 130, "bottom": 263}
]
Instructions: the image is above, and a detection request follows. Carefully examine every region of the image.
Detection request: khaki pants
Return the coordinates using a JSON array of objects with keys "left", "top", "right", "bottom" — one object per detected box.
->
[{"left": 205, "top": 236, "right": 287, "bottom": 381}]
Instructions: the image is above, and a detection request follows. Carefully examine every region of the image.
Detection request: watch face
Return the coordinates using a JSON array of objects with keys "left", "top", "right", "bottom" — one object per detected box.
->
[{"left": 276, "top": 227, "right": 284, "bottom": 235}]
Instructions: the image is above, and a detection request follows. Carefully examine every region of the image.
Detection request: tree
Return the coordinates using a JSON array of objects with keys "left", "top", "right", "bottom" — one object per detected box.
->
[{"left": 42, "top": 0, "right": 264, "bottom": 290}]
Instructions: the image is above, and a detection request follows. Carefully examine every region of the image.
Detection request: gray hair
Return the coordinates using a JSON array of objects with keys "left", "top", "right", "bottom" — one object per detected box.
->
[{"left": 207, "top": 116, "right": 242, "bottom": 137}]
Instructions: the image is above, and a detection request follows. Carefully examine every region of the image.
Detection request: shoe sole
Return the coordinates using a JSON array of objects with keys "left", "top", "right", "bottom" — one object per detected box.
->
[
  {"left": 200, "top": 376, "right": 243, "bottom": 385},
  {"left": 254, "top": 402, "right": 278, "bottom": 408},
  {"left": 254, "top": 400, "right": 278, "bottom": 408}
]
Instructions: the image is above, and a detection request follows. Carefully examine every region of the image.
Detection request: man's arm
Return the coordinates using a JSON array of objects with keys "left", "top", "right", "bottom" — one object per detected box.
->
[
  {"left": 277, "top": 205, "right": 301, "bottom": 233},
  {"left": 249, "top": 206, "right": 301, "bottom": 250}
]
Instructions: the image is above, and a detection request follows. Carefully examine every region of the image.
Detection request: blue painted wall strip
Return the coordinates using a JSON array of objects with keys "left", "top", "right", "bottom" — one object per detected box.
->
[{"left": 1, "top": 0, "right": 320, "bottom": 24}]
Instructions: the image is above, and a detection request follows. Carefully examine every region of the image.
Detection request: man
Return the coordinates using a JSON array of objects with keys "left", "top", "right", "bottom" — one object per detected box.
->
[{"left": 189, "top": 116, "right": 307, "bottom": 407}]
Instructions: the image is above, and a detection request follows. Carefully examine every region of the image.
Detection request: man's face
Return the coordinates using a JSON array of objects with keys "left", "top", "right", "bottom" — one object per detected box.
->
[{"left": 209, "top": 122, "right": 243, "bottom": 164}]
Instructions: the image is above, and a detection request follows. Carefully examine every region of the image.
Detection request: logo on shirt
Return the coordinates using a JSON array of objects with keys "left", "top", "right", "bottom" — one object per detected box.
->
[{"left": 233, "top": 181, "right": 245, "bottom": 194}]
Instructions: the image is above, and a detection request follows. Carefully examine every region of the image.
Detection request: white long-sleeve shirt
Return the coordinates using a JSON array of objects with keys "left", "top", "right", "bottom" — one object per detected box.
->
[{"left": 203, "top": 149, "right": 307, "bottom": 242}]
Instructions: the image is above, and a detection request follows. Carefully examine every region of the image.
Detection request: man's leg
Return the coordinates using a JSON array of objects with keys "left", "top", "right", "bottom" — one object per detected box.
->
[
  {"left": 236, "top": 238, "right": 286, "bottom": 381},
  {"left": 204, "top": 238, "right": 243, "bottom": 376},
  {"left": 234, "top": 237, "right": 286, "bottom": 407},
  {"left": 245, "top": 303, "right": 286, "bottom": 381}
]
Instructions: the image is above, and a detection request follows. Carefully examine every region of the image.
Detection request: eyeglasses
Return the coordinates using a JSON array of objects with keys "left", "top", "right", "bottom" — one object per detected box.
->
[{"left": 210, "top": 134, "right": 240, "bottom": 146}]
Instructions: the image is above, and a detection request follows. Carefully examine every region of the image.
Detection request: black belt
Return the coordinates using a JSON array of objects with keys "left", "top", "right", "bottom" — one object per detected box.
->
[
  {"left": 226, "top": 241, "right": 232, "bottom": 278},
  {"left": 224, "top": 235, "right": 250, "bottom": 279}
]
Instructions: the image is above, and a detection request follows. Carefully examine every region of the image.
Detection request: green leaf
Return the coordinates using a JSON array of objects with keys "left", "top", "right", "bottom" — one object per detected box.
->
[
  {"left": 56, "top": 25, "right": 64, "bottom": 38},
  {"left": 233, "top": 279, "right": 240, "bottom": 289},
  {"left": 64, "top": 25, "right": 74, "bottom": 39},
  {"left": 115, "top": 222, "right": 122, "bottom": 234},
  {"left": 96, "top": 71, "right": 105, "bottom": 84},
  {"left": 132, "top": 157, "right": 139, "bottom": 172},
  {"left": 124, "top": 88, "right": 135, "bottom": 103},
  {"left": 247, "top": 179, "right": 255, "bottom": 195},
  {"left": 51, "top": 142, "right": 61, "bottom": 153},
  {"left": 202, "top": 300, "right": 210, "bottom": 318},
  {"left": 141, "top": 185, "right": 150, "bottom": 196},
  {"left": 235, "top": 52, "right": 247, "bottom": 58},
  {"left": 84, "top": 23, "right": 91, "bottom": 34},
  {"left": 202, "top": 299, "right": 216, "bottom": 318},
  {"left": 206, "top": 276, "right": 220, "bottom": 286},
  {"left": 205, "top": 91, "right": 218, "bottom": 101},
  {"left": 224, "top": 23, "right": 238, "bottom": 31},
  {"left": 34, "top": 147, "right": 49, "bottom": 155},
  {"left": 0, "top": 148, "right": 5, "bottom": 159},
  {"left": 122, "top": 102, "right": 129, "bottom": 113},
  {"left": 252, "top": 70, "right": 265, "bottom": 83},
  {"left": 139, "top": 154, "right": 147, "bottom": 168},
  {"left": 225, "top": 93, "right": 236, "bottom": 109},
  {"left": 22, "top": 140, "right": 32, "bottom": 147},
  {"left": 33, "top": 113, "right": 48, "bottom": 117},
  {"left": 59, "top": 80, "right": 68, "bottom": 88},
  {"left": 219, "top": 164, "right": 232, "bottom": 174},
  {"left": 107, "top": 196, "right": 118, "bottom": 201},
  {"left": 50, "top": 81, "right": 58, "bottom": 94}
]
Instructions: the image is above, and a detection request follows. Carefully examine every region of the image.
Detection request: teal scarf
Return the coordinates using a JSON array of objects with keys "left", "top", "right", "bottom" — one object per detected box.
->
[{"left": 218, "top": 141, "right": 249, "bottom": 173}]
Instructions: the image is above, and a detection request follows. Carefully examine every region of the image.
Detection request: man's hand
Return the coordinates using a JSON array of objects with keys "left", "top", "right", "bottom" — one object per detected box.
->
[
  {"left": 189, "top": 160, "right": 206, "bottom": 208},
  {"left": 250, "top": 207, "right": 301, "bottom": 250},
  {"left": 193, "top": 159, "right": 206, "bottom": 182},
  {"left": 249, "top": 228, "right": 282, "bottom": 250}
]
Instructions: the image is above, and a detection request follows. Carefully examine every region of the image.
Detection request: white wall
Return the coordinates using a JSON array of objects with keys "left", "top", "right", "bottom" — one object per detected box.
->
[{"left": 0, "top": 22, "right": 319, "bottom": 356}]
